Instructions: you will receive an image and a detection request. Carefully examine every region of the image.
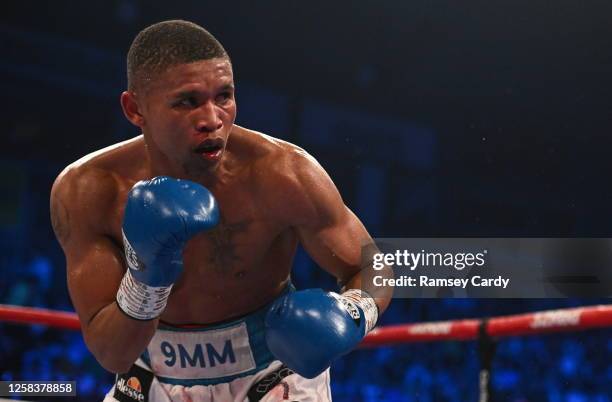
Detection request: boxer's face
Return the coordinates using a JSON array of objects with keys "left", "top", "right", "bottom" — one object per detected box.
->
[{"left": 138, "top": 58, "right": 236, "bottom": 177}]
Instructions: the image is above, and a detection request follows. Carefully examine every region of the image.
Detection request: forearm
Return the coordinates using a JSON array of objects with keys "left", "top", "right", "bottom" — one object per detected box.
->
[
  {"left": 83, "top": 301, "right": 158, "bottom": 373},
  {"left": 341, "top": 263, "right": 394, "bottom": 315}
]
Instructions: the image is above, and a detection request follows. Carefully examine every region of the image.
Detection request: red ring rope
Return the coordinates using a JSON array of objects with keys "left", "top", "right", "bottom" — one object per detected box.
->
[
  {"left": 1, "top": 304, "right": 611, "bottom": 346},
  {"left": 361, "top": 304, "right": 612, "bottom": 347},
  {"left": 0, "top": 305, "right": 81, "bottom": 331}
]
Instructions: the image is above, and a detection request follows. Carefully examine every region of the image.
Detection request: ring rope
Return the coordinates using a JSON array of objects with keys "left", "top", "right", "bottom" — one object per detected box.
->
[
  {"left": 1, "top": 304, "right": 611, "bottom": 346},
  {"left": 361, "top": 304, "right": 612, "bottom": 347}
]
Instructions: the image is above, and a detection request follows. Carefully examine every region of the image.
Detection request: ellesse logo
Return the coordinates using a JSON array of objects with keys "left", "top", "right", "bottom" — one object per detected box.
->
[
  {"left": 116, "top": 377, "right": 145, "bottom": 401},
  {"left": 113, "top": 364, "right": 152, "bottom": 402}
]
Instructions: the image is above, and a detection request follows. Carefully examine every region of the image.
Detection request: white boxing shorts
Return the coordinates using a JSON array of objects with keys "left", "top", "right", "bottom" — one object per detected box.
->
[{"left": 103, "top": 289, "right": 332, "bottom": 402}]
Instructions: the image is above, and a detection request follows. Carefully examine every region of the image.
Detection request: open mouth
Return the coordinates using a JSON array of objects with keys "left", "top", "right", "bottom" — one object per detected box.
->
[{"left": 194, "top": 139, "right": 224, "bottom": 159}]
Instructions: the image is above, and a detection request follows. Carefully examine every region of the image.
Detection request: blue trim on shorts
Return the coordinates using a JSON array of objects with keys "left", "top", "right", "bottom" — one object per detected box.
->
[
  {"left": 140, "top": 282, "right": 294, "bottom": 386},
  {"left": 156, "top": 370, "right": 261, "bottom": 387}
]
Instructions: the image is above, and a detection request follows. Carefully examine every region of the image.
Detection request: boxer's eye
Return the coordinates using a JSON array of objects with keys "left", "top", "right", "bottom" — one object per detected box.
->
[
  {"left": 216, "top": 92, "right": 232, "bottom": 105},
  {"left": 174, "top": 97, "right": 198, "bottom": 108}
]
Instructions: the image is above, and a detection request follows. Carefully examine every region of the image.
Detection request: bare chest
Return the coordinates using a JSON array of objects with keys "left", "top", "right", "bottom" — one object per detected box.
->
[{"left": 180, "top": 211, "right": 286, "bottom": 285}]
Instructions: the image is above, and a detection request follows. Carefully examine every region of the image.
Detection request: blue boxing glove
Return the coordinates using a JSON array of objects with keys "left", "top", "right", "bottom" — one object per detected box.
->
[
  {"left": 116, "top": 176, "right": 219, "bottom": 320},
  {"left": 265, "top": 288, "right": 379, "bottom": 378}
]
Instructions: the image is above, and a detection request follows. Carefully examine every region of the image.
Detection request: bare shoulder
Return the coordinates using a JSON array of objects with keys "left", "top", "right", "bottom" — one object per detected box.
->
[
  {"left": 232, "top": 126, "right": 320, "bottom": 185},
  {"left": 233, "top": 126, "right": 342, "bottom": 225},
  {"left": 50, "top": 136, "right": 144, "bottom": 244},
  {"left": 50, "top": 164, "right": 118, "bottom": 246}
]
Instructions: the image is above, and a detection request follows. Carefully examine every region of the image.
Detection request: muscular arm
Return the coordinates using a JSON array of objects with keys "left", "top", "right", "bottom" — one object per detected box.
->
[
  {"left": 288, "top": 150, "right": 393, "bottom": 314},
  {"left": 51, "top": 168, "right": 156, "bottom": 373}
]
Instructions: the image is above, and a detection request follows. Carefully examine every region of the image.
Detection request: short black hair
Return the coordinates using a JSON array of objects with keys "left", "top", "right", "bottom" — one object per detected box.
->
[{"left": 127, "top": 19, "right": 229, "bottom": 91}]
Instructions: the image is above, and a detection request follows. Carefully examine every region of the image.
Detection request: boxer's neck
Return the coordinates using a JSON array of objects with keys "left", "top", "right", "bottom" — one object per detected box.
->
[{"left": 145, "top": 149, "right": 233, "bottom": 189}]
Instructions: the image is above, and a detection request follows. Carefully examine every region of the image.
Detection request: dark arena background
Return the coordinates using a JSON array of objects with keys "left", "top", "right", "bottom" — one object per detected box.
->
[{"left": 1, "top": 1, "right": 611, "bottom": 401}]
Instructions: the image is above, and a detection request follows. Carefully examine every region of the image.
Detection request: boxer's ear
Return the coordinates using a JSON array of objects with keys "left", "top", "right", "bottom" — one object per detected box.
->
[{"left": 120, "top": 91, "right": 145, "bottom": 128}]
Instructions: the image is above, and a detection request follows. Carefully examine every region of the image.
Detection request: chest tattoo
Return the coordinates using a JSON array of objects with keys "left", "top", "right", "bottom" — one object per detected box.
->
[{"left": 206, "top": 220, "right": 250, "bottom": 271}]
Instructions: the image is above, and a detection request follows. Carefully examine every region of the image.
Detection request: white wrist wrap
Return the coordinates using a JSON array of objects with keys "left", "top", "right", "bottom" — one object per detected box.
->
[
  {"left": 339, "top": 289, "right": 379, "bottom": 334},
  {"left": 116, "top": 268, "right": 172, "bottom": 320}
]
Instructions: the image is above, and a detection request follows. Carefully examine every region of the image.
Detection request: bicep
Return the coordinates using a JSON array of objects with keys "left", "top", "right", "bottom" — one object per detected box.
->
[
  {"left": 289, "top": 153, "right": 373, "bottom": 282},
  {"left": 64, "top": 235, "right": 126, "bottom": 328},
  {"left": 50, "top": 173, "right": 125, "bottom": 327},
  {"left": 297, "top": 206, "right": 373, "bottom": 284},
  {"left": 286, "top": 150, "right": 391, "bottom": 310}
]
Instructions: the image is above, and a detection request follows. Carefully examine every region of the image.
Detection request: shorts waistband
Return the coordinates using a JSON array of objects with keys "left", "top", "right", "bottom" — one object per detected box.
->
[{"left": 139, "top": 283, "right": 294, "bottom": 386}]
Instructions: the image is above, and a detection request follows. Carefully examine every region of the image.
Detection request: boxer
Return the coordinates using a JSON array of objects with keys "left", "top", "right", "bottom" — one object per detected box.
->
[{"left": 50, "top": 20, "right": 392, "bottom": 401}]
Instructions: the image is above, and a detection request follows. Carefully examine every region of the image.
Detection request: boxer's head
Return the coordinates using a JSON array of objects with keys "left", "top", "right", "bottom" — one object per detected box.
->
[{"left": 121, "top": 20, "right": 236, "bottom": 178}]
